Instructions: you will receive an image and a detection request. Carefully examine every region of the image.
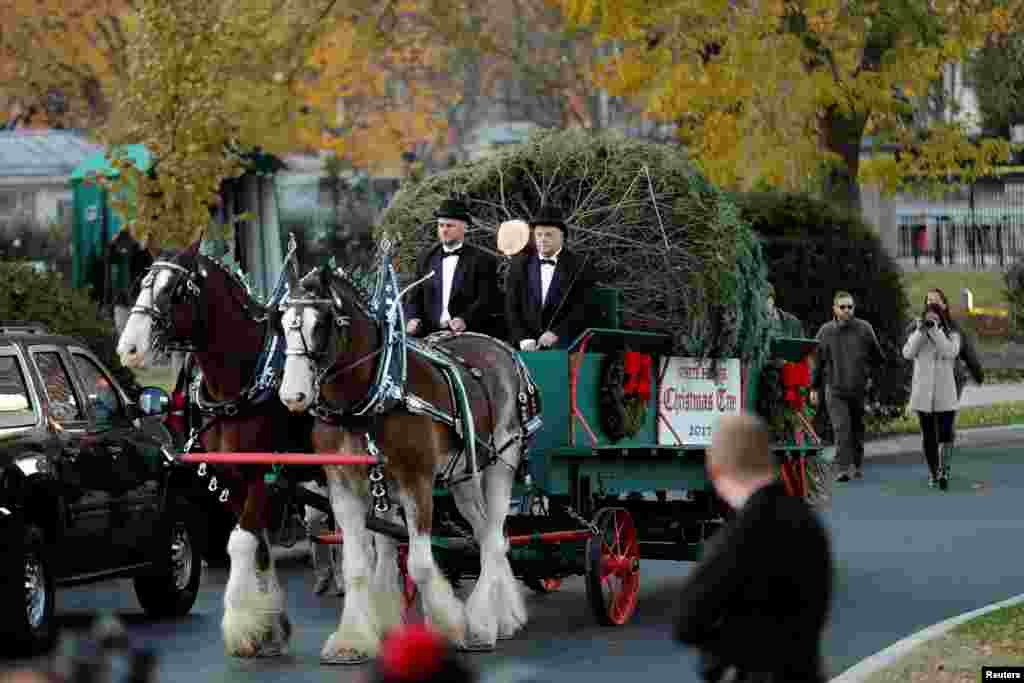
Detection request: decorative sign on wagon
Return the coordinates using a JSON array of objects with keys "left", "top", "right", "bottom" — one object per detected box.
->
[{"left": 658, "top": 357, "right": 742, "bottom": 446}]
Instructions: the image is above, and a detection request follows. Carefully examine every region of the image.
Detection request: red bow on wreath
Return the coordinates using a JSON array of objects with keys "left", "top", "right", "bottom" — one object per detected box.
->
[
  {"left": 781, "top": 357, "right": 812, "bottom": 410},
  {"left": 623, "top": 351, "right": 653, "bottom": 402}
]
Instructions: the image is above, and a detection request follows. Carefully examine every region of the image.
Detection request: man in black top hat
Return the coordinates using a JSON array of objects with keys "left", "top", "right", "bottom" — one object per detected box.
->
[
  {"left": 505, "top": 206, "right": 594, "bottom": 351},
  {"left": 406, "top": 197, "right": 499, "bottom": 337}
]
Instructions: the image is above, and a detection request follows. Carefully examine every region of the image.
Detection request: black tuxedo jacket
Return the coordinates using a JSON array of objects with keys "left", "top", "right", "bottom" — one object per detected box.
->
[
  {"left": 675, "top": 482, "right": 832, "bottom": 683},
  {"left": 406, "top": 242, "right": 498, "bottom": 336},
  {"left": 504, "top": 249, "right": 593, "bottom": 348}
]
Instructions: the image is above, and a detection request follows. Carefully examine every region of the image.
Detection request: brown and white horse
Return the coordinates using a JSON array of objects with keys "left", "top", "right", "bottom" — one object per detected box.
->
[
  {"left": 278, "top": 262, "right": 538, "bottom": 661},
  {"left": 117, "top": 242, "right": 303, "bottom": 658}
]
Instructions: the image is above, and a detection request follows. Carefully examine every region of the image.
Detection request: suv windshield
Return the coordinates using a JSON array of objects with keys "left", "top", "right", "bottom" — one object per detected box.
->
[{"left": 0, "top": 351, "right": 36, "bottom": 428}]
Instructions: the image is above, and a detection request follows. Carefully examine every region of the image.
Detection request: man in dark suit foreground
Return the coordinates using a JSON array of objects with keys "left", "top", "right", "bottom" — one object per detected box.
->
[
  {"left": 676, "top": 413, "right": 832, "bottom": 683},
  {"left": 406, "top": 197, "right": 499, "bottom": 337},
  {"left": 505, "top": 206, "right": 594, "bottom": 351}
]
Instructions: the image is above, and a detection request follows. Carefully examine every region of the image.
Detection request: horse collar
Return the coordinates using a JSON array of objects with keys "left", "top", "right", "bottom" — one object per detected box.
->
[{"left": 190, "top": 326, "right": 283, "bottom": 418}]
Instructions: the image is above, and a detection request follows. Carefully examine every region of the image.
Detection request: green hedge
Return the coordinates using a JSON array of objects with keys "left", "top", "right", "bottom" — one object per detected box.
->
[
  {"left": 736, "top": 192, "right": 912, "bottom": 424},
  {"left": 0, "top": 263, "right": 140, "bottom": 398}
]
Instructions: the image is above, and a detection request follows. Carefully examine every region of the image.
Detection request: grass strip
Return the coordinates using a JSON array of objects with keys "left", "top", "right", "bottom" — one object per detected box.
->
[
  {"left": 874, "top": 401, "right": 1024, "bottom": 437},
  {"left": 864, "top": 603, "right": 1024, "bottom": 682},
  {"left": 904, "top": 271, "right": 1007, "bottom": 311},
  {"left": 131, "top": 366, "right": 177, "bottom": 392}
]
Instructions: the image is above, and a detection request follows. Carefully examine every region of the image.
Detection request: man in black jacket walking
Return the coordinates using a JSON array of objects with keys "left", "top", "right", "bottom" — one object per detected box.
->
[
  {"left": 504, "top": 206, "right": 594, "bottom": 351},
  {"left": 810, "top": 291, "right": 886, "bottom": 482},
  {"left": 406, "top": 197, "right": 499, "bottom": 338},
  {"left": 675, "top": 413, "right": 832, "bottom": 683}
]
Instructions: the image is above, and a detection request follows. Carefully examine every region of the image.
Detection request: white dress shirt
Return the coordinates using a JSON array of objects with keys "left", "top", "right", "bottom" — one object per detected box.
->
[
  {"left": 540, "top": 249, "right": 561, "bottom": 306},
  {"left": 440, "top": 242, "right": 462, "bottom": 325}
]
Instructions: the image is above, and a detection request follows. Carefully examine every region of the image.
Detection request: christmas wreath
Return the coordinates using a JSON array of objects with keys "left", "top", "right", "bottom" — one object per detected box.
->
[
  {"left": 756, "top": 357, "right": 814, "bottom": 443},
  {"left": 600, "top": 350, "right": 653, "bottom": 442}
]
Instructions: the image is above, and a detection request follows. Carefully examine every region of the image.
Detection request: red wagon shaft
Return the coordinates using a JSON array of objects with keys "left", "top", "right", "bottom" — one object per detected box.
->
[
  {"left": 507, "top": 530, "right": 591, "bottom": 546},
  {"left": 178, "top": 453, "right": 380, "bottom": 465}
]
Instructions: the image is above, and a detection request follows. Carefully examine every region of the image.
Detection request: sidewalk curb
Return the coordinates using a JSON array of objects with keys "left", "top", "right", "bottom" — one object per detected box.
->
[{"left": 828, "top": 593, "right": 1024, "bottom": 682}]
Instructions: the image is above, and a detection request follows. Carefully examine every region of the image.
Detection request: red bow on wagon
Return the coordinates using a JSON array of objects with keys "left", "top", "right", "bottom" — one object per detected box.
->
[
  {"left": 622, "top": 351, "right": 652, "bottom": 401},
  {"left": 781, "top": 357, "right": 812, "bottom": 410}
]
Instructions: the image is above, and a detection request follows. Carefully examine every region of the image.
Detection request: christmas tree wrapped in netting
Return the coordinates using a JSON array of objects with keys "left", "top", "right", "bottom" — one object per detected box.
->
[{"left": 379, "top": 128, "right": 772, "bottom": 362}]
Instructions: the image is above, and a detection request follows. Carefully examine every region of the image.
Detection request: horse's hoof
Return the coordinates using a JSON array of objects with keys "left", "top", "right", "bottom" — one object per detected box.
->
[
  {"left": 320, "top": 649, "right": 372, "bottom": 665},
  {"left": 458, "top": 639, "right": 496, "bottom": 653}
]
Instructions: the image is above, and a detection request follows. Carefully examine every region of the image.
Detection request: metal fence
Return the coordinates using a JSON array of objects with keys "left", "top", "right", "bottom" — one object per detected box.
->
[{"left": 895, "top": 177, "right": 1024, "bottom": 269}]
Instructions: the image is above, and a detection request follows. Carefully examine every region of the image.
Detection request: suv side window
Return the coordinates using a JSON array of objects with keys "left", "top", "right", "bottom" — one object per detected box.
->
[
  {"left": 0, "top": 350, "right": 36, "bottom": 428},
  {"left": 71, "top": 353, "right": 123, "bottom": 424},
  {"left": 33, "top": 351, "right": 84, "bottom": 423}
]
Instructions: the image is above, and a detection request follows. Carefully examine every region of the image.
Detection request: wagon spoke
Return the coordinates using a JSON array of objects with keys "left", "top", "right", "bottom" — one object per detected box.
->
[{"left": 587, "top": 508, "right": 641, "bottom": 626}]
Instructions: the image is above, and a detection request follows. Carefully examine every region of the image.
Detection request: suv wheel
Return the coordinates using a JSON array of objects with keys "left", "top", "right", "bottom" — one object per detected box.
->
[
  {"left": 134, "top": 502, "right": 201, "bottom": 618},
  {"left": 0, "top": 524, "right": 56, "bottom": 656}
]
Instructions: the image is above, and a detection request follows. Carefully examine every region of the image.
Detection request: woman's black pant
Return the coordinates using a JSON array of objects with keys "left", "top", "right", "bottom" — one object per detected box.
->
[{"left": 916, "top": 410, "right": 956, "bottom": 475}]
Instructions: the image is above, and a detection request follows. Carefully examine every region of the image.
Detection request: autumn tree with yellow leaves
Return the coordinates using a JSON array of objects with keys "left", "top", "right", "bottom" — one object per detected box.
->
[
  {"left": 555, "top": 0, "right": 1022, "bottom": 207},
  {"left": 296, "top": 9, "right": 454, "bottom": 176},
  {"left": 0, "top": 0, "right": 131, "bottom": 128},
  {"left": 97, "top": 0, "right": 452, "bottom": 248}
]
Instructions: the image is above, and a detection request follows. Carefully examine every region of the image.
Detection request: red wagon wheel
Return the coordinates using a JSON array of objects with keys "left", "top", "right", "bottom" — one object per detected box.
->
[
  {"left": 397, "top": 545, "right": 419, "bottom": 622},
  {"left": 585, "top": 507, "right": 640, "bottom": 626}
]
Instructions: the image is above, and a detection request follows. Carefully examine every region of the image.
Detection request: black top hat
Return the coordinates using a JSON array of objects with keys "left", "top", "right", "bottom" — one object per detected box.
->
[
  {"left": 434, "top": 197, "right": 472, "bottom": 224},
  {"left": 530, "top": 205, "right": 568, "bottom": 236}
]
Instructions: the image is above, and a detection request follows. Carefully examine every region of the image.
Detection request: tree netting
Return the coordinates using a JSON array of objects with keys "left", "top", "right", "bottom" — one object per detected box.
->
[{"left": 378, "top": 128, "right": 773, "bottom": 362}]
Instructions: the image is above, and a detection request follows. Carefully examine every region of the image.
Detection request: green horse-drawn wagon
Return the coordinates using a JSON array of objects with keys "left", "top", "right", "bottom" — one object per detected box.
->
[{"left": 421, "top": 286, "right": 829, "bottom": 627}]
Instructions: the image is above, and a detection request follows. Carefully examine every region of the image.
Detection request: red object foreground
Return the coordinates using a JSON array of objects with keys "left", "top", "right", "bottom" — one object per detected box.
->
[
  {"left": 378, "top": 624, "right": 449, "bottom": 682},
  {"left": 178, "top": 452, "right": 379, "bottom": 465}
]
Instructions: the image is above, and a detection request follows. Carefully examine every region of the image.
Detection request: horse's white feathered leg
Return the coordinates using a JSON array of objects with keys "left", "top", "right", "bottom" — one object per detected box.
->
[
  {"left": 484, "top": 463, "right": 526, "bottom": 639},
  {"left": 320, "top": 466, "right": 381, "bottom": 665},
  {"left": 399, "top": 488, "right": 466, "bottom": 647},
  {"left": 222, "top": 527, "right": 291, "bottom": 658},
  {"left": 451, "top": 475, "right": 499, "bottom": 650},
  {"left": 370, "top": 505, "right": 404, "bottom": 634}
]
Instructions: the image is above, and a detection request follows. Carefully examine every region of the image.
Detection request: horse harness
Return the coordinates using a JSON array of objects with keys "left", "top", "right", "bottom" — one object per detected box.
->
[
  {"left": 285, "top": 256, "right": 543, "bottom": 513},
  {"left": 132, "top": 253, "right": 296, "bottom": 502}
]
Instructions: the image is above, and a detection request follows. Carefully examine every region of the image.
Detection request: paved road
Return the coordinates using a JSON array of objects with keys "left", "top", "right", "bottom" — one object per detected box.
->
[{"left": 7, "top": 442, "right": 1024, "bottom": 683}]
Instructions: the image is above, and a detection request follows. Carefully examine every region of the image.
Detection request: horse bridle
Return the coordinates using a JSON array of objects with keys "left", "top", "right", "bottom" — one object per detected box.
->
[
  {"left": 131, "top": 259, "right": 206, "bottom": 352},
  {"left": 281, "top": 279, "right": 386, "bottom": 412},
  {"left": 282, "top": 291, "right": 351, "bottom": 364}
]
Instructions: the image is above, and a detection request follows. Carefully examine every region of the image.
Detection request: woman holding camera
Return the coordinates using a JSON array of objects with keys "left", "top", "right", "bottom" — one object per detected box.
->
[{"left": 903, "top": 293, "right": 962, "bottom": 490}]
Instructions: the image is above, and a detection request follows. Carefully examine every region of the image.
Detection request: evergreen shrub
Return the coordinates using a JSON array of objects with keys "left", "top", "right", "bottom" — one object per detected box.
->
[{"left": 0, "top": 263, "right": 140, "bottom": 397}]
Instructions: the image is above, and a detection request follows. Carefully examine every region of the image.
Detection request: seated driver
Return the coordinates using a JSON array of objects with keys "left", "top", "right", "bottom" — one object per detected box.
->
[{"left": 405, "top": 197, "right": 500, "bottom": 338}]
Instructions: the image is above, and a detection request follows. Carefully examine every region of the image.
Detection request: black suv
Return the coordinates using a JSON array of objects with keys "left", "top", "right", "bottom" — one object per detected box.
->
[{"left": 0, "top": 323, "right": 206, "bottom": 655}]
